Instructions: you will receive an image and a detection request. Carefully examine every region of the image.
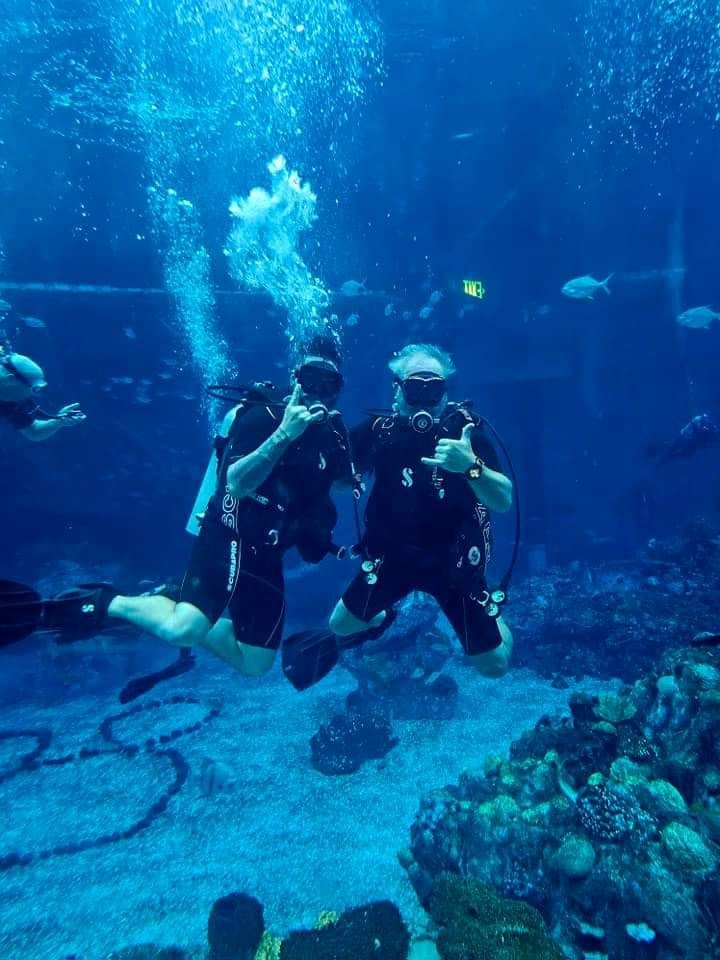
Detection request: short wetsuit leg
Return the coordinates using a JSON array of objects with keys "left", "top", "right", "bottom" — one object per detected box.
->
[
  {"left": 341, "top": 551, "right": 415, "bottom": 624},
  {"left": 227, "top": 544, "right": 286, "bottom": 650},
  {"left": 179, "top": 520, "right": 239, "bottom": 625},
  {"left": 431, "top": 574, "right": 502, "bottom": 655}
]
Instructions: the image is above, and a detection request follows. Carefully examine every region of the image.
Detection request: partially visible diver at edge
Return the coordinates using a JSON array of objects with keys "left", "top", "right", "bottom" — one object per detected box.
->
[
  {"left": 0, "top": 348, "right": 86, "bottom": 440},
  {"left": 282, "top": 342, "right": 515, "bottom": 690},
  {"left": 0, "top": 336, "right": 350, "bottom": 684},
  {"left": 646, "top": 412, "right": 719, "bottom": 465}
]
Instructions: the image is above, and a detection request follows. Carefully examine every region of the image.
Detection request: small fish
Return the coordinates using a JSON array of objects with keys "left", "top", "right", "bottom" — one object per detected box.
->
[
  {"left": 419, "top": 306, "right": 434, "bottom": 320},
  {"left": 110, "top": 376, "right": 134, "bottom": 385},
  {"left": 123, "top": 327, "right": 137, "bottom": 339},
  {"left": 133, "top": 394, "right": 152, "bottom": 405},
  {"left": 139, "top": 378, "right": 152, "bottom": 386},
  {"left": 561, "top": 274, "right": 613, "bottom": 300},
  {"left": 22, "top": 316, "right": 46, "bottom": 329},
  {"left": 199, "top": 758, "right": 235, "bottom": 797},
  {"left": 428, "top": 290, "right": 444, "bottom": 305},
  {"left": 536, "top": 304, "right": 552, "bottom": 317},
  {"left": 401, "top": 310, "right": 413, "bottom": 322},
  {"left": 158, "top": 371, "right": 173, "bottom": 380},
  {"left": 345, "top": 313, "right": 359, "bottom": 327},
  {"left": 340, "top": 279, "right": 366, "bottom": 297},
  {"left": 677, "top": 306, "right": 720, "bottom": 330},
  {"left": 384, "top": 303, "right": 395, "bottom": 317},
  {"left": 0, "top": 298, "right": 11, "bottom": 313},
  {"left": 451, "top": 131, "right": 476, "bottom": 141}
]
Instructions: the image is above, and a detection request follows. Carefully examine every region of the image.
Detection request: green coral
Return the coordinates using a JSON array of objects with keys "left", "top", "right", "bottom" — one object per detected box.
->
[
  {"left": 314, "top": 911, "right": 340, "bottom": 929},
  {"left": 553, "top": 835, "right": 596, "bottom": 879},
  {"left": 428, "top": 874, "right": 564, "bottom": 960},
  {"left": 661, "top": 822, "right": 717, "bottom": 875},
  {"left": 594, "top": 692, "right": 637, "bottom": 724},
  {"left": 642, "top": 780, "right": 687, "bottom": 820},
  {"left": 609, "top": 757, "right": 648, "bottom": 786},
  {"left": 255, "top": 932, "right": 282, "bottom": 960}
]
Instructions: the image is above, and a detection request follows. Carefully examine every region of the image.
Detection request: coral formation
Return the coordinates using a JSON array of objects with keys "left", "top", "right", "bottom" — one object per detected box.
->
[
  {"left": 404, "top": 644, "right": 720, "bottom": 958},
  {"left": 279, "top": 901, "right": 410, "bottom": 959},
  {"left": 344, "top": 595, "right": 459, "bottom": 721},
  {"left": 310, "top": 709, "right": 398, "bottom": 775},
  {"left": 427, "top": 873, "right": 563, "bottom": 960},
  {"left": 511, "top": 523, "right": 720, "bottom": 682}
]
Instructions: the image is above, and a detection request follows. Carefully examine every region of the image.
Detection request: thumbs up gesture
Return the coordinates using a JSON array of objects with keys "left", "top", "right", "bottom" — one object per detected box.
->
[{"left": 421, "top": 422, "right": 477, "bottom": 474}]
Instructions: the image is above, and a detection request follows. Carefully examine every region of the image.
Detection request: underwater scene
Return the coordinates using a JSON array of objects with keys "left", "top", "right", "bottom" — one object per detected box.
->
[{"left": 1, "top": 0, "right": 720, "bottom": 957}]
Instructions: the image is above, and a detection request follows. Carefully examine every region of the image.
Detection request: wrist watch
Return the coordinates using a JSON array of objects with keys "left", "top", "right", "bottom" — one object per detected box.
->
[{"left": 465, "top": 456, "right": 485, "bottom": 481}]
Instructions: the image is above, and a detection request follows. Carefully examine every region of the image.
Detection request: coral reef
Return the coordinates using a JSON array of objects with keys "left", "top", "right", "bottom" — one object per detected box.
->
[
  {"left": 279, "top": 901, "right": 410, "bottom": 959},
  {"left": 427, "top": 873, "right": 563, "bottom": 960},
  {"left": 310, "top": 708, "right": 398, "bottom": 775},
  {"left": 511, "top": 522, "right": 720, "bottom": 682},
  {"left": 403, "top": 644, "right": 720, "bottom": 959},
  {"left": 344, "top": 595, "right": 459, "bottom": 721}
]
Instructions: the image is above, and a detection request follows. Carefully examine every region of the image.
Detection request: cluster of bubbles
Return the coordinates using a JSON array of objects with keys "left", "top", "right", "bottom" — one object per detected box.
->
[
  {"left": 579, "top": 0, "right": 720, "bottom": 149},
  {"left": 2, "top": 0, "right": 382, "bottom": 167},
  {"left": 225, "top": 155, "right": 334, "bottom": 361},
  {"left": 147, "top": 186, "right": 232, "bottom": 407},
  {"left": 1, "top": 0, "right": 381, "bottom": 410}
]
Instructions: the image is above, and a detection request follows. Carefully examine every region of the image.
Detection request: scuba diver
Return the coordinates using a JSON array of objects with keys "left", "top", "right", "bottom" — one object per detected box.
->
[
  {"left": 0, "top": 336, "right": 351, "bottom": 687},
  {"left": 282, "top": 342, "right": 515, "bottom": 691},
  {"left": 646, "top": 413, "right": 719, "bottom": 465},
  {"left": 0, "top": 349, "right": 86, "bottom": 440}
]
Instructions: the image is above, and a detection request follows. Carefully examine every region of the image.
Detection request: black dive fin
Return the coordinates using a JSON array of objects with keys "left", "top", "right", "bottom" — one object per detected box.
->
[
  {"left": 0, "top": 580, "right": 43, "bottom": 648},
  {"left": 281, "top": 630, "right": 340, "bottom": 691},
  {"left": 43, "top": 582, "right": 118, "bottom": 644},
  {"left": 119, "top": 648, "right": 196, "bottom": 704}
]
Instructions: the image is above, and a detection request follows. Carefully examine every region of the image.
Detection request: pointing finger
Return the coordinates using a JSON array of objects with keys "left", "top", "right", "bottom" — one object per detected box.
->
[{"left": 421, "top": 457, "right": 443, "bottom": 467}]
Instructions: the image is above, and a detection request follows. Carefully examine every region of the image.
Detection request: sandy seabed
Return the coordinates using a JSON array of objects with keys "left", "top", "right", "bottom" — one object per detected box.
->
[{"left": 0, "top": 646, "right": 613, "bottom": 960}]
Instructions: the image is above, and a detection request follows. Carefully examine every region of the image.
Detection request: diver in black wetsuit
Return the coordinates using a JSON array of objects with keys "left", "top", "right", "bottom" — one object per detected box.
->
[
  {"left": 0, "top": 336, "right": 350, "bottom": 682},
  {"left": 0, "top": 350, "right": 86, "bottom": 440},
  {"left": 282, "top": 343, "right": 515, "bottom": 691},
  {"left": 102, "top": 336, "right": 350, "bottom": 677},
  {"left": 329, "top": 343, "right": 514, "bottom": 678}
]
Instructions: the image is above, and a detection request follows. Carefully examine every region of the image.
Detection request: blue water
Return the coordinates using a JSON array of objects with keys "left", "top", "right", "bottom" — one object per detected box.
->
[{"left": 1, "top": 2, "right": 719, "bottom": 958}]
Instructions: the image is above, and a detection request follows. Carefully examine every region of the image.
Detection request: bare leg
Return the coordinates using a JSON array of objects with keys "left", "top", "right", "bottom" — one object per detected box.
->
[
  {"left": 200, "top": 618, "right": 276, "bottom": 676},
  {"left": 468, "top": 617, "right": 514, "bottom": 678},
  {"left": 108, "top": 595, "right": 210, "bottom": 647},
  {"left": 329, "top": 599, "right": 386, "bottom": 637}
]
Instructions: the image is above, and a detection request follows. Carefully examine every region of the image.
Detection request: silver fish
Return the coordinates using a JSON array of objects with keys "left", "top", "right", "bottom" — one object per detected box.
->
[
  {"left": 22, "top": 316, "right": 46, "bottom": 329},
  {"left": 677, "top": 306, "right": 720, "bottom": 330},
  {"left": 200, "top": 758, "right": 234, "bottom": 797},
  {"left": 340, "top": 279, "right": 366, "bottom": 297},
  {"left": 561, "top": 274, "right": 613, "bottom": 300}
]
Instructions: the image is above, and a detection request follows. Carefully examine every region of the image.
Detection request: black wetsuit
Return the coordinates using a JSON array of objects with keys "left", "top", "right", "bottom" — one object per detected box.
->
[
  {"left": 342, "top": 406, "right": 504, "bottom": 655},
  {"left": 180, "top": 399, "right": 349, "bottom": 649},
  {"left": 0, "top": 398, "right": 41, "bottom": 430}
]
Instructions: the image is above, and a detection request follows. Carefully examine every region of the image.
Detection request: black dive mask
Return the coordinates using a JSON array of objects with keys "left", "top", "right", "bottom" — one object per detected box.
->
[
  {"left": 295, "top": 360, "right": 344, "bottom": 400},
  {"left": 396, "top": 372, "right": 447, "bottom": 409}
]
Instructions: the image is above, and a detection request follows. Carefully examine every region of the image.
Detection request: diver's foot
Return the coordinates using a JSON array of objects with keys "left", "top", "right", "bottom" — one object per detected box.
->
[
  {"left": 43, "top": 582, "right": 118, "bottom": 643},
  {"left": 341, "top": 606, "right": 398, "bottom": 647}
]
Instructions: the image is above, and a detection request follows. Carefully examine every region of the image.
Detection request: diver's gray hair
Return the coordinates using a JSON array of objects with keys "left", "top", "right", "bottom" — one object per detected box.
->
[{"left": 388, "top": 343, "right": 456, "bottom": 379}]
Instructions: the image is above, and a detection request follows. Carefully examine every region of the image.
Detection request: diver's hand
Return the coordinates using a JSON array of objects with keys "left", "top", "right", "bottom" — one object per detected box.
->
[
  {"left": 278, "top": 383, "right": 325, "bottom": 441},
  {"left": 57, "top": 403, "right": 87, "bottom": 425},
  {"left": 421, "top": 422, "right": 476, "bottom": 473}
]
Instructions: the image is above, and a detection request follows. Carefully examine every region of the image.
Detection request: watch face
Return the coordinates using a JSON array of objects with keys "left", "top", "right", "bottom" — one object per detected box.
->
[{"left": 468, "top": 466, "right": 482, "bottom": 480}]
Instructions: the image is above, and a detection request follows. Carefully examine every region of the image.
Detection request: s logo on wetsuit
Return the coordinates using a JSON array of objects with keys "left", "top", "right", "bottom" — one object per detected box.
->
[{"left": 401, "top": 467, "right": 414, "bottom": 488}]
